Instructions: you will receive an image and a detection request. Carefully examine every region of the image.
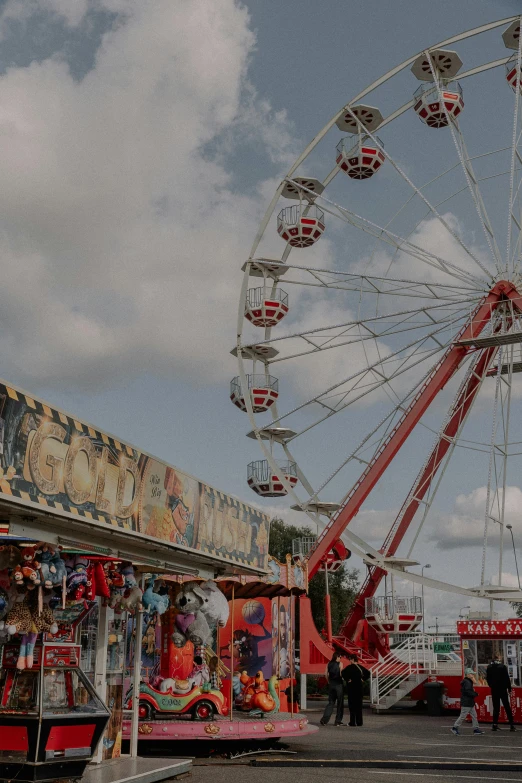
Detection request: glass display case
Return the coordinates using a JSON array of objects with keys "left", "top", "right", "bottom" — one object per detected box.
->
[{"left": 0, "top": 643, "right": 110, "bottom": 782}]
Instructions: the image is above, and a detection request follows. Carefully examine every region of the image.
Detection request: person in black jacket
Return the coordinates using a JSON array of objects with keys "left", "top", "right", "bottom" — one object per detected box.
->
[
  {"left": 342, "top": 653, "right": 370, "bottom": 726},
  {"left": 320, "top": 651, "right": 345, "bottom": 726},
  {"left": 486, "top": 656, "right": 516, "bottom": 731}
]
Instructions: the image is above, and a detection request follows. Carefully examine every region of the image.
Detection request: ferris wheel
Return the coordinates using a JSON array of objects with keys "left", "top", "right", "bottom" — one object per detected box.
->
[{"left": 234, "top": 16, "right": 522, "bottom": 609}]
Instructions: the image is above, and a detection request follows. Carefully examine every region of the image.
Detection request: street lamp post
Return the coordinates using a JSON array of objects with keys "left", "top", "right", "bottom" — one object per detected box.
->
[
  {"left": 459, "top": 605, "right": 471, "bottom": 619},
  {"left": 506, "top": 525, "right": 521, "bottom": 590},
  {"left": 421, "top": 564, "right": 431, "bottom": 634}
]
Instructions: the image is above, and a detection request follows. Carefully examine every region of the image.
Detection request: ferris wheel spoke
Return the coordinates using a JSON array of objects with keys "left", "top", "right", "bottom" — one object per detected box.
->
[
  {"left": 285, "top": 307, "right": 470, "bottom": 364},
  {"left": 391, "top": 350, "right": 495, "bottom": 559},
  {"left": 424, "top": 53, "right": 503, "bottom": 274},
  {"left": 477, "top": 305, "right": 519, "bottom": 589},
  {"left": 280, "top": 271, "right": 483, "bottom": 299},
  {"left": 506, "top": 19, "right": 522, "bottom": 277},
  {"left": 256, "top": 305, "right": 475, "bottom": 366},
  {"left": 245, "top": 298, "right": 476, "bottom": 350},
  {"left": 269, "top": 317, "right": 462, "bottom": 437},
  {"left": 288, "top": 178, "right": 486, "bottom": 287},
  {"left": 267, "top": 340, "right": 442, "bottom": 433},
  {"left": 300, "top": 345, "right": 449, "bottom": 440},
  {"left": 337, "top": 113, "right": 495, "bottom": 283},
  {"left": 251, "top": 259, "right": 485, "bottom": 297},
  {"left": 492, "top": 340, "right": 515, "bottom": 583},
  {"left": 307, "top": 346, "right": 459, "bottom": 501}
]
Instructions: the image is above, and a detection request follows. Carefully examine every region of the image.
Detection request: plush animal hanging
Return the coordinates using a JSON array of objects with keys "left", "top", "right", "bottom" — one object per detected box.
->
[
  {"left": 142, "top": 576, "right": 170, "bottom": 616},
  {"left": 6, "top": 590, "right": 58, "bottom": 669},
  {"left": 83, "top": 564, "right": 95, "bottom": 602},
  {"left": 172, "top": 580, "right": 228, "bottom": 648},
  {"left": 107, "top": 563, "right": 125, "bottom": 608},
  {"left": 49, "top": 550, "right": 67, "bottom": 607},
  {"left": 19, "top": 547, "right": 41, "bottom": 587},
  {"left": 119, "top": 582, "right": 143, "bottom": 613},
  {"left": 0, "top": 545, "right": 21, "bottom": 572},
  {"left": 116, "top": 564, "right": 142, "bottom": 612},
  {"left": 65, "top": 555, "right": 89, "bottom": 601},
  {"left": 34, "top": 543, "right": 55, "bottom": 589}
]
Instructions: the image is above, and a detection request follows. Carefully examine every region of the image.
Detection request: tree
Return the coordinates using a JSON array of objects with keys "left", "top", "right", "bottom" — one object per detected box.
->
[{"left": 269, "top": 518, "right": 359, "bottom": 635}]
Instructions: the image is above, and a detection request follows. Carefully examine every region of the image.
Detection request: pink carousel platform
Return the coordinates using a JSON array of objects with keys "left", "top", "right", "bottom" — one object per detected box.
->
[{"left": 122, "top": 712, "right": 317, "bottom": 741}]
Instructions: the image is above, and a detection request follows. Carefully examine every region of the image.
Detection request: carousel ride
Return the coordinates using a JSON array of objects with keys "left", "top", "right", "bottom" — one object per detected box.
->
[
  {"left": 122, "top": 557, "right": 315, "bottom": 743},
  {"left": 234, "top": 15, "right": 522, "bottom": 672}
]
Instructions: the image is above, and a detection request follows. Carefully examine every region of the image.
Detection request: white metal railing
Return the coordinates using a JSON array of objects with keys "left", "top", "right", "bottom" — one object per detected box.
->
[
  {"left": 370, "top": 633, "right": 436, "bottom": 707},
  {"left": 365, "top": 595, "right": 423, "bottom": 618},
  {"left": 292, "top": 537, "right": 317, "bottom": 559}
]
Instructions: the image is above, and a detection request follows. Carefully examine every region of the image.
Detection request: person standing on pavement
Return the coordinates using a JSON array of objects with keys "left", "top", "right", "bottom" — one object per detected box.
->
[
  {"left": 451, "top": 668, "right": 484, "bottom": 735},
  {"left": 320, "top": 651, "right": 345, "bottom": 726},
  {"left": 342, "top": 652, "right": 370, "bottom": 726},
  {"left": 486, "top": 655, "right": 516, "bottom": 732}
]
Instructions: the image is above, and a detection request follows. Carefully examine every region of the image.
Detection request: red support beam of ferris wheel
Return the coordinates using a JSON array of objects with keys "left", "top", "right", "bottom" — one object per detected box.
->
[
  {"left": 337, "top": 339, "right": 498, "bottom": 640},
  {"left": 306, "top": 280, "right": 522, "bottom": 582}
]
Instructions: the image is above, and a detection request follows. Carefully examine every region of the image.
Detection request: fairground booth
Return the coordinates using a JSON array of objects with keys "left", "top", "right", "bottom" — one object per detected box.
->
[
  {"left": 452, "top": 619, "right": 522, "bottom": 722},
  {"left": 121, "top": 554, "right": 313, "bottom": 745},
  {"left": 0, "top": 378, "right": 282, "bottom": 782}
]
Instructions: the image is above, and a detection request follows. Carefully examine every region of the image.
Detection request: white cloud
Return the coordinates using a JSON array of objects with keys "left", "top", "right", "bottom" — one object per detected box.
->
[
  {"left": 356, "top": 212, "right": 490, "bottom": 288},
  {"left": 0, "top": 0, "right": 299, "bottom": 390},
  {"left": 0, "top": 0, "right": 90, "bottom": 28},
  {"left": 429, "top": 486, "right": 522, "bottom": 550}
]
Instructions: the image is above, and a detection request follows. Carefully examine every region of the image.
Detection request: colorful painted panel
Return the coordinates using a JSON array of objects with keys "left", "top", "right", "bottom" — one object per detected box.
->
[
  {"left": 219, "top": 598, "right": 273, "bottom": 679},
  {"left": 0, "top": 381, "right": 269, "bottom": 569}
]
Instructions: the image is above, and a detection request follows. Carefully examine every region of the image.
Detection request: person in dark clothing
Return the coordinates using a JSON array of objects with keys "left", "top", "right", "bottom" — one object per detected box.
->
[
  {"left": 486, "top": 656, "right": 516, "bottom": 731},
  {"left": 342, "top": 653, "right": 370, "bottom": 726},
  {"left": 320, "top": 651, "right": 345, "bottom": 726}
]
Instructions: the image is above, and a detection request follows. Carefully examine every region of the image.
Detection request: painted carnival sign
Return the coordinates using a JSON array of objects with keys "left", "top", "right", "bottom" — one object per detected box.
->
[
  {"left": 0, "top": 381, "right": 270, "bottom": 569},
  {"left": 457, "top": 620, "right": 522, "bottom": 637}
]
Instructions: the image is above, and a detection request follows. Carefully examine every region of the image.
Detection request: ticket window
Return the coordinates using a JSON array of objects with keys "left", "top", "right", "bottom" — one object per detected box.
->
[
  {"left": 463, "top": 639, "right": 520, "bottom": 686},
  {"left": 462, "top": 639, "right": 477, "bottom": 679},
  {"left": 475, "top": 639, "right": 503, "bottom": 685}
]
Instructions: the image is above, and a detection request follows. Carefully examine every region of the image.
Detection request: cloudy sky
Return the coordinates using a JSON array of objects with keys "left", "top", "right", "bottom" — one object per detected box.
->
[{"left": 0, "top": 0, "right": 520, "bottom": 627}]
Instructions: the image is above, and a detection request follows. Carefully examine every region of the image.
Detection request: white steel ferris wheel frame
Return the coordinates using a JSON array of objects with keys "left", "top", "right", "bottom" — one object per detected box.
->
[{"left": 236, "top": 15, "right": 522, "bottom": 604}]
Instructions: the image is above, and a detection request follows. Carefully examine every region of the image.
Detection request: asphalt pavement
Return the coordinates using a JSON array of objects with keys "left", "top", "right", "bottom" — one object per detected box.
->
[{"left": 186, "top": 701, "right": 522, "bottom": 783}]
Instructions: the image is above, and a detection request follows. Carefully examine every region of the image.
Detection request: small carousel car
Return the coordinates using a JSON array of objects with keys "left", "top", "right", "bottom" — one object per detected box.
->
[{"left": 126, "top": 680, "right": 228, "bottom": 721}]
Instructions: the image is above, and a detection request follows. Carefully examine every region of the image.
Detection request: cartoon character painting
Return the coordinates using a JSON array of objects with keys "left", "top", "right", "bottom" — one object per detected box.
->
[
  {"left": 143, "top": 465, "right": 197, "bottom": 547},
  {"left": 220, "top": 599, "right": 272, "bottom": 677}
]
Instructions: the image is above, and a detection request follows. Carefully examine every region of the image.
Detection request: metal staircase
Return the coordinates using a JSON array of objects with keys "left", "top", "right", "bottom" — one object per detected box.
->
[
  {"left": 333, "top": 635, "right": 378, "bottom": 668},
  {"left": 370, "top": 634, "right": 436, "bottom": 711}
]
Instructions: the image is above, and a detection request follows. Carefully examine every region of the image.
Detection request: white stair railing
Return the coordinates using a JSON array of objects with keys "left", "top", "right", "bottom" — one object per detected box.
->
[{"left": 370, "top": 633, "right": 436, "bottom": 707}]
